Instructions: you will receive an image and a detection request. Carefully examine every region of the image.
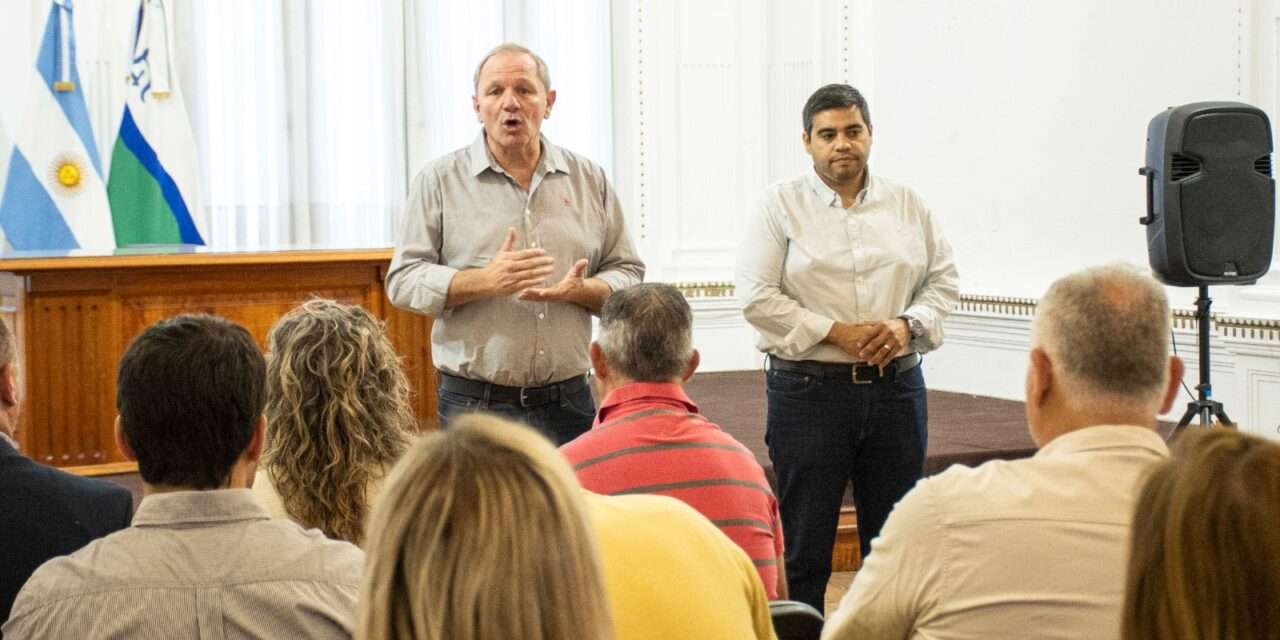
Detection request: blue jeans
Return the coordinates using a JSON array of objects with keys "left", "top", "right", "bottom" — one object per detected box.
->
[
  {"left": 766, "top": 364, "right": 928, "bottom": 611},
  {"left": 437, "top": 381, "right": 596, "bottom": 446}
]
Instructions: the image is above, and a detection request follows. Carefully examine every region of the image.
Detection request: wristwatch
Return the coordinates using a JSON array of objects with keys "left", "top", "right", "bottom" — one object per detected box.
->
[{"left": 898, "top": 315, "right": 925, "bottom": 340}]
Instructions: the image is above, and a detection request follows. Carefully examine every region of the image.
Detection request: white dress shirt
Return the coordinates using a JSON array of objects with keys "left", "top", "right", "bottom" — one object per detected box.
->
[
  {"left": 737, "top": 172, "right": 958, "bottom": 363},
  {"left": 821, "top": 425, "right": 1170, "bottom": 640}
]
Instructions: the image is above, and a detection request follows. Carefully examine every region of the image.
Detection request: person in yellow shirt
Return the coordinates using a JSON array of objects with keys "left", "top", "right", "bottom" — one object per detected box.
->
[{"left": 587, "top": 491, "right": 776, "bottom": 640}]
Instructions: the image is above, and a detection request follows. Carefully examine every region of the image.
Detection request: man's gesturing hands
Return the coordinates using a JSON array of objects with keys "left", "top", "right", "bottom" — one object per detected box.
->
[
  {"left": 445, "top": 227, "right": 603, "bottom": 310},
  {"left": 483, "top": 227, "right": 555, "bottom": 296},
  {"left": 519, "top": 257, "right": 589, "bottom": 303}
]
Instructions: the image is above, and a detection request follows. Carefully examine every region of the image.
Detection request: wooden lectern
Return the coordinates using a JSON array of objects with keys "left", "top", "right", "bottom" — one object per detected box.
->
[{"left": 0, "top": 248, "right": 437, "bottom": 476}]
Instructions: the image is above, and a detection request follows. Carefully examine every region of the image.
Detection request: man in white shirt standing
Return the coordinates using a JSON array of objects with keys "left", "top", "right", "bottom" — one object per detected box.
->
[
  {"left": 737, "top": 83, "right": 959, "bottom": 610},
  {"left": 823, "top": 264, "right": 1185, "bottom": 639}
]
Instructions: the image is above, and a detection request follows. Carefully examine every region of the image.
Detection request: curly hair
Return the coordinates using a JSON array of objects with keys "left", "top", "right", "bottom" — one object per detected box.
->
[{"left": 261, "top": 299, "right": 416, "bottom": 544}]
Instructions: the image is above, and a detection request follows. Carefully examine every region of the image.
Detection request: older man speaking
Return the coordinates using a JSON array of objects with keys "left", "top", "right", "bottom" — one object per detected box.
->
[{"left": 387, "top": 43, "right": 644, "bottom": 444}]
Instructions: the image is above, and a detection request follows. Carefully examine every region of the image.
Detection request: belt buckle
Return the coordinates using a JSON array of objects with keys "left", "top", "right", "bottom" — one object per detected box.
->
[
  {"left": 519, "top": 387, "right": 533, "bottom": 407},
  {"left": 852, "top": 365, "right": 876, "bottom": 385}
]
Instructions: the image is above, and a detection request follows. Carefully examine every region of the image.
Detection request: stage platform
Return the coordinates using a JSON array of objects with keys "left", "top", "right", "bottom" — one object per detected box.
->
[{"left": 683, "top": 370, "right": 1039, "bottom": 478}]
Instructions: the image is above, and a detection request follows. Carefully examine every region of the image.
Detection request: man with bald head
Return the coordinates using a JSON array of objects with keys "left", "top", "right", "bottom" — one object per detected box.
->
[
  {"left": 387, "top": 43, "right": 644, "bottom": 444},
  {"left": 823, "top": 264, "right": 1185, "bottom": 640}
]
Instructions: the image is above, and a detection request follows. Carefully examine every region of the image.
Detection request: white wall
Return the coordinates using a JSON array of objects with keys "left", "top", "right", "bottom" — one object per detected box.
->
[{"left": 616, "top": 0, "right": 1280, "bottom": 437}]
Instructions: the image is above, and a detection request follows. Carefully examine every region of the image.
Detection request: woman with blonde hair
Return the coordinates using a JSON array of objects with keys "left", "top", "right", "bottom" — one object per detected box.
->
[
  {"left": 357, "top": 413, "right": 614, "bottom": 640},
  {"left": 254, "top": 299, "right": 416, "bottom": 545},
  {"left": 1122, "top": 428, "right": 1280, "bottom": 640}
]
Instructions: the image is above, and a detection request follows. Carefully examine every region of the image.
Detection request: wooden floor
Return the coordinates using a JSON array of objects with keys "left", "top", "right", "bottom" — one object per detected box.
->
[{"left": 824, "top": 571, "right": 856, "bottom": 615}]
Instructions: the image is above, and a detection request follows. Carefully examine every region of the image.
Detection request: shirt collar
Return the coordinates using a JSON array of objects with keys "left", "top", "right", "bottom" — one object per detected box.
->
[
  {"left": 1035, "top": 424, "right": 1169, "bottom": 459},
  {"left": 131, "top": 489, "right": 272, "bottom": 528},
  {"left": 596, "top": 381, "right": 699, "bottom": 424},
  {"left": 807, "top": 170, "right": 876, "bottom": 208},
  {"left": 0, "top": 430, "right": 17, "bottom": 451},
  {"left": 467, "top": 131, "right": 568, "bottom": 178}
]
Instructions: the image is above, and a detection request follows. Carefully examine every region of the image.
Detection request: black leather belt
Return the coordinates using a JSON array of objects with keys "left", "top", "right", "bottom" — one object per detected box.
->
[
  {"left": 769, "top": 353, "right": 921, "bottom": 385},
  {"left": 438, "top": 372, "right": 590, "bottom": 408}
]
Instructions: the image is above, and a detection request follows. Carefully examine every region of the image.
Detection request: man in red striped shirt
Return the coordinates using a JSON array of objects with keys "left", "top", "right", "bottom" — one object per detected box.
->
[{"left": 561, "top": 283, "right": 787, "bottom": 599}]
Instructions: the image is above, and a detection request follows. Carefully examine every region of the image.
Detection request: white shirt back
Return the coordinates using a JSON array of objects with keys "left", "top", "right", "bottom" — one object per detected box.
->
[{"left": 822, "top": 425, "right": 1169, "bottom": 640}]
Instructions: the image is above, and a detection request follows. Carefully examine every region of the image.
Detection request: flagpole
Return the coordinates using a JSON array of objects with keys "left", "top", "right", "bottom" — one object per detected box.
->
[
  {"left": 146, "top": 0, "right": 171, "bottom": 99},
  {"left": 53, "top": 0, "right": 74, "bottom": 92}
]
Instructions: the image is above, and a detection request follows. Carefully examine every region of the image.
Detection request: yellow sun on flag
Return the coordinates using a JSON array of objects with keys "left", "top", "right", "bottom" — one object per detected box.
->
[
  {"left": 57, "top": 163, "right": 80, "bottom": 187},
  {"left": 48, "top": 154, "right": 86, "bottom": 196}
]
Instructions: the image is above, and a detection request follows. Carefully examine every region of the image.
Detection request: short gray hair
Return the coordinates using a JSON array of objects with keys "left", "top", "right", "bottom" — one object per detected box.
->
[
  {"left": 1034, "top": 264, "right": 1172, "bottom": 406},
  {"left": 598, "top": 284, "right": 693, "bottom": 382},
  {"left": 473, "top": 42, "right": 552, "bottom": 92}
]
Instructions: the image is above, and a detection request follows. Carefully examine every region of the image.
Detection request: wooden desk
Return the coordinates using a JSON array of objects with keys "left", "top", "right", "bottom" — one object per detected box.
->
[{"left": 0, "top": 249, "right": 436, "bottom": 474}]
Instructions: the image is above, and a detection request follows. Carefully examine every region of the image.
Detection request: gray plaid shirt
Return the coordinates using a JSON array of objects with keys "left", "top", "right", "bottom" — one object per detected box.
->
[
  {"left": 386, "top": 132, "right": 645, "bottom": 386},
  {"left": 3, "top": 489, "right": 363, "bottom": 639}
]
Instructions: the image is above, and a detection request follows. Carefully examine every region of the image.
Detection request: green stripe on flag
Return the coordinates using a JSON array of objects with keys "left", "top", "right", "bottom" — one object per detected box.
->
[{"left": 107, "top": 136, "right": 183, "bottom": 245}]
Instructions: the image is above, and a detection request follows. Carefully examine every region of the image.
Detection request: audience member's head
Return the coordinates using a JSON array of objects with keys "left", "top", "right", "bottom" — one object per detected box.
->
[
  {"left": 0, "top": 319, "right": 20, "bottom": 439},
  {"left": 1025, "top": 264, "right": 1183, "bottom": 445},
  {"left": 260, "top": 299, "right": 415, "bottom": 544},
  {"left": 358, "top": 413, "right": 613, "bottom": 640},
  {"left": 591, "top": 283, "right": 699, "bottom": 394},
  {"left": 116, "top": 314, "right": 266, "bottom": 490},
  {"left": 1122, "top": 428, "right": 1280, "bottom": 640}
]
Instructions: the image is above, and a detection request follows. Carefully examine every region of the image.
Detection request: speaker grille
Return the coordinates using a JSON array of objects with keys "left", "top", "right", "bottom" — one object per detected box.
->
[
  {"left": 1255, "top": 155, "right": 1272, "bottom": 176},
  {"left": 1171, "top": 153, "right": 1202, "bottom": 181}
]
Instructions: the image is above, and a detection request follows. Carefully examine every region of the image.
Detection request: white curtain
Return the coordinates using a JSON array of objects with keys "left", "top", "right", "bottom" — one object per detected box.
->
[
  {"left": 406, "top": 0, "right": 614, "bottom": 186},
  {"left": 186, "top": 1, "right": 406, "bottom": 250},
  {"left": 185, "top": 0, "right": 610, "bottom": 251}
]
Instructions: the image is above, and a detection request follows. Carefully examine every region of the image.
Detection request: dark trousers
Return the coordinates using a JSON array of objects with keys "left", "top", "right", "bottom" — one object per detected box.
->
[
  {"left": 765, "top": 364, "right": 928, "bottom": 611},
  {"left": 437, "top": 377, "right": 595, "bottom": 446}
]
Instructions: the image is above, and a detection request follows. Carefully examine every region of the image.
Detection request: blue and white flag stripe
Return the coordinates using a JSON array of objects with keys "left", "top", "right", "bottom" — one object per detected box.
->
[
  {"left": 37, "top": 0, "right": 101, "bottom": 176},
  {"left": 0, "top": 0, "right": 114, "bottom": 252},
  {"left": 0, "top": 151, "right": 78, "bottom": 248}
]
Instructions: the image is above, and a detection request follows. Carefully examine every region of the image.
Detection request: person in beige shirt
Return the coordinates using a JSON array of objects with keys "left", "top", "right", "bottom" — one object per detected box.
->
[
  {"left": 823, "top": 264, "right": 1186, "bottom": 640},
  {"left": 4, "top": 315, "right": 363, "bottom": 640},
  {"left": 253, "top": 299, "right": 415, "bottom": 546}
]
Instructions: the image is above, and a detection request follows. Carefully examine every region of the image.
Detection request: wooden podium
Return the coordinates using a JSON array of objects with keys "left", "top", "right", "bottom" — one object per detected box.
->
[{"left": 0, "top": 249, "right": 437, "bottom": 475}]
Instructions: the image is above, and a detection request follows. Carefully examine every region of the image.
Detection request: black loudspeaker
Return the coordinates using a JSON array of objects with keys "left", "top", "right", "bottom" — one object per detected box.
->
[{"left": 1140, "top": 101, "right": 1276, "bottom": 286}]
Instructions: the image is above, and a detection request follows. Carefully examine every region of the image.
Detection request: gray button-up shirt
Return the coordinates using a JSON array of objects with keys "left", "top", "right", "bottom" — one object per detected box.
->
[
  {"left": 3, "top": 489, "right": 363, "bottom": 640},
  {"left": 386, "top": 133, "right": 645, "bottom": 387}
]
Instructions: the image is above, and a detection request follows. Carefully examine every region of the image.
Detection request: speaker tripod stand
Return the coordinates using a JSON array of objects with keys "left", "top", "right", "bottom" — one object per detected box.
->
[{"left": 1173, "top": 285, "right": 1234, "bottom": 436}]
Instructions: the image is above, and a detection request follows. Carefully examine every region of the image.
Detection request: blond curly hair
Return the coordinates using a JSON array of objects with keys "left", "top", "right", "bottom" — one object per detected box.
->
[{"left": 261, "top": 299, "right": 415, "bottom": 544}]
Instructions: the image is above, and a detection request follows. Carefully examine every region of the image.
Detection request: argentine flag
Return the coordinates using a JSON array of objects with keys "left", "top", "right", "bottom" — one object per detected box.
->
[
  {"left": 0, "top": 0, "right": 114, "bottom": 252},
  {"left": 107, "top": 0, "right": 204, "bottom": 246}
]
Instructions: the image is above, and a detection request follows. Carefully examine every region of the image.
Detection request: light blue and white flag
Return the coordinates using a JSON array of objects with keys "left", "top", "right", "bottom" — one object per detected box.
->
[{"left": 0, "top": 0, "right": 114, "bottom": 252}]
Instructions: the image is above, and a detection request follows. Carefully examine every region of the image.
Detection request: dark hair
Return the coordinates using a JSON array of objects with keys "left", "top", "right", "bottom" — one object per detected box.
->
[
  {"left": 597, "top": 283, "right": 693, "bottom": 382},
  {"left": 117, "top": 314, "right": 266, "bottom": 489},
  {"left": 802, "top": 83, "right": 871, "bottom": 135}
]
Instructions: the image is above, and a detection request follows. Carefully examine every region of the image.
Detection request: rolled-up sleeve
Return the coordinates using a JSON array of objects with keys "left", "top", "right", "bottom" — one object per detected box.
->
[
  {"left": 591, "top": 174, "right": 645, "bottom": 292},
  {"left": 902, "top": 191, "right": 959, "bottom": 353},
  {"left": 385, "top": 169, "right": 459, "bottom": 318},
  {"left": 736, "top": 194, "right": 836, "bottom": 358}
]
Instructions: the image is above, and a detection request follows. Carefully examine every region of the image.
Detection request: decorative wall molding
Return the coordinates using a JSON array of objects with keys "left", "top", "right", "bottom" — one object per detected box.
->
[
  {"left": 672, "top": 284, "right": 1280, "bottom": 344},
  {"left": 671, "top": 280, "right": 735, "bottom": 298},
  {"left": 955, "top": 295, "right": 1037, "bottom": 318}
]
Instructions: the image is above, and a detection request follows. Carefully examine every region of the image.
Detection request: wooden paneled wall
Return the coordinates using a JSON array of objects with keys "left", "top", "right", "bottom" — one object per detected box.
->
[{"left": 0, "top": 250, "right": 435, "bottom": 473}]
